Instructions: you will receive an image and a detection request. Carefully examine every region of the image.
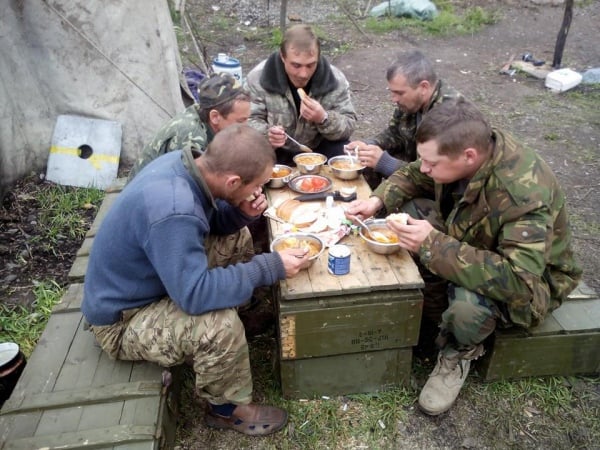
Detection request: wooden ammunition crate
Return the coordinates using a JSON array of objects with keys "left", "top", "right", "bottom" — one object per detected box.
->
[
  {"left": 276, "top": 289, "right": 423, "bottom": 398},
  {"left": 280, "top": 347, "right": 413, "bottom": 398},
  {"left": 0, "top": 284, "right": 180, "bottom": 450},
  {"left": 278, "top": 290, "right": 423, "bottom": 360},
  {"left": 478, "top": 283, "right": 600, "bottom": 381}
]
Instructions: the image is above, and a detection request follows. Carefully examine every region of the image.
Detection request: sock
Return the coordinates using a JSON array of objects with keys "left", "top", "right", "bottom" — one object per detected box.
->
[{"left": 209, "top": 402, "right": 237, "bottom": 417}]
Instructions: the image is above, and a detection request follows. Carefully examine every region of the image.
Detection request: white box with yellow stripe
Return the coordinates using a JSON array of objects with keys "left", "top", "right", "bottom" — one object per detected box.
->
[{"left": 46, "top": 115, "right": 122, "bottom": 189}]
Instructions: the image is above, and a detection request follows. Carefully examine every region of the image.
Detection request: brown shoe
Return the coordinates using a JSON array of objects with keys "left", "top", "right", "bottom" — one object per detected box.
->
[{"left": 205, "top": 403, "right": 288, "bottom": 436}]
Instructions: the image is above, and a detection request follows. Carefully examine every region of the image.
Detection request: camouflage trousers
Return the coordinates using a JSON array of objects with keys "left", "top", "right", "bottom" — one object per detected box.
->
[
  {"left": 401, "top": 200, "right": 506, "bottom": 351},
  {"left": 90, "top": 226, "right": 256, "bottom": 405}
]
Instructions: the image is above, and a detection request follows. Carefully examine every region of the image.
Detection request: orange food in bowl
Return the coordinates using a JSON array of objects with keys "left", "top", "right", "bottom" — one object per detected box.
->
[
  {"left": 271, "top": 167, "right": 291, "bottom": 178},
  {"left": 295, "top": 154, "right": 325, "bottom": 165}
]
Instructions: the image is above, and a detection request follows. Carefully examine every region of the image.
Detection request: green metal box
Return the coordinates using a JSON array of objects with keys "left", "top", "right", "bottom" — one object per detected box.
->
[
  {"left": 276, "top": 288, "right": 422, "bottom": 398},
  {"left": 477, "top": 295, "right": 600, "bottom": 381},
  {"left": 280, "top": 347, "right": 413, "bottom": 399}
]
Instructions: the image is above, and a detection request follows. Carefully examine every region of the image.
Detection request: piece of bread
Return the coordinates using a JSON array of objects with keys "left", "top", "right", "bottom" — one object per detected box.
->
[
  {"left": 297, "top": 87, "right": 308, "bottom": 100},
  {"left": 386, "top": 212, "right": 409, "bottom": 225},
  {"left": 276, "top": 199, "right": 318, "bottom": 228}
]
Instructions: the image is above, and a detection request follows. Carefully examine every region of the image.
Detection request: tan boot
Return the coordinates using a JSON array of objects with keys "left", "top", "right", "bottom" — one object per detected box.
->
[{"left": 418, "top": 345, "right": 484, "bottom": 415}]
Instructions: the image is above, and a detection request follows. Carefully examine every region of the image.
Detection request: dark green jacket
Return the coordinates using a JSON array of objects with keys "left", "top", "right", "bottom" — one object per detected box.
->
[
  {"left": 128, "top": 105, "right": 213, "bottom": 181},
  {"left": 374, "top": 129, "right": 582, "bottom": 328},
  {"left": 369, "top": 81, "right": 460, "bottom": 177}
]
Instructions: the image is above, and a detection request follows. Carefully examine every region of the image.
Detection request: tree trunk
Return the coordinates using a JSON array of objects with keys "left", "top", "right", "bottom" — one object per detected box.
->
[
  {"left": 280, "top": 0, "right": 288, "bottom": 32},
  {"left": 552, "top": 0, "right": 574, "bottom": 69}
]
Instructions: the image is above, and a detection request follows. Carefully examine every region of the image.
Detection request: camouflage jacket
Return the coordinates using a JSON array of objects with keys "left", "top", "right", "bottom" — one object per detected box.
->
[
  {"left": 369, "top": 81, "right": 460, "bottom": 177},
  {"left": 245, "top": 52, "right": 357, "bottom": 159},
  {"left": 374, "top": 129, "right": 582, "bottom": 328},
  {"left": 127, "top": 105, "right": 213, "bottom": 181}
]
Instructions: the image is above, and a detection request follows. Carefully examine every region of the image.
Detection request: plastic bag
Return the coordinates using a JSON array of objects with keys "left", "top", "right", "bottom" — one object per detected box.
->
[{"left": 369, "top": 0, "right": 438, "bottom": 20}]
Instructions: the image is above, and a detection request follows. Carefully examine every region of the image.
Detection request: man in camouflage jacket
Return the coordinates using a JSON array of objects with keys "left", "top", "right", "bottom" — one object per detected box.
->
[
  {"left": 127, "top": 72, "right": 250, "bottom": 180},
  {"left": 245, "top": 24, "right": 357, "bottom": 166},
  {"left": 345, "top": 98, "right": 581, "bottom": 416},
  {"left": 348, "top": 50, "right": 461, "bottom": 190}
]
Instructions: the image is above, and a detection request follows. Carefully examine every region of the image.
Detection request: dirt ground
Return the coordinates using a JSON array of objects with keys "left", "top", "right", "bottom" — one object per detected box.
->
[
  {"left": 1, "top": 0, "right": 598, "bottom": 448},
  {"left": 175, "top": 0, "right": 600, "bottom": 448}
]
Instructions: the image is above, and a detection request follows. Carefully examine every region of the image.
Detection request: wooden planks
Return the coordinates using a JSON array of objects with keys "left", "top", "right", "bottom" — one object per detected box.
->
[
  {"left": 266, "top": 168, "right": 423, "bottom": 301},
  {"left": 0, "top": 178, "right": 179, "bottom": 449},
  {"left": 477, "top": 285, "right": 600, "bottom": 381},
  {"left": 267, "top": 170, "right": 424, "bottom": 397}
]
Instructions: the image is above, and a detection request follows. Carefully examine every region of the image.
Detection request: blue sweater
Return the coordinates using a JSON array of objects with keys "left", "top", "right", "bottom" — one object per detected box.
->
[{"left": 82, "top": 150, "right": 285, "bottom": 326}]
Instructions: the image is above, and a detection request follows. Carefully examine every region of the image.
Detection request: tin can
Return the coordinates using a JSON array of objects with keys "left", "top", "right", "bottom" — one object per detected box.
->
[{"left": 328, "top": 244, "right": 351, "bottom": 275}]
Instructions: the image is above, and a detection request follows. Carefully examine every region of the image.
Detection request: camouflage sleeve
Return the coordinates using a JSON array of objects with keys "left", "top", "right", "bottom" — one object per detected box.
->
[
  {"left": 316, "top": 68, "right": 357, "bottom": 141},
  {"left": 373, "top": 160, "right": 435, "bottom": 214},
  {"left": 371, "top": 108, "right": 412, "bottom": 159},
  {"left": 128, "top": 108, "right": 208, "bottom": 181},
  {"left": 419, "top": 208, "right": 553, "bottom": 326},
  {"left": 245, "top": 65, "right": 270, "bottom": 136}
]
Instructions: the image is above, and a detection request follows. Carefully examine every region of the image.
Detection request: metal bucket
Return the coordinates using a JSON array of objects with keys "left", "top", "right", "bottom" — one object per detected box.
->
[{"left": 0, "top": 343, "right": 27, "bottom": 407}]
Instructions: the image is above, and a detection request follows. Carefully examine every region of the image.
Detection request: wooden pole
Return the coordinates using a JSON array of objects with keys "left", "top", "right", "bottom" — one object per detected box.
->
[
  {"left": 552, "top": 0, "right": 574, "bottom": 69},
  {"left": 280, "top": 0, "right": 288, "bottom": 33}
]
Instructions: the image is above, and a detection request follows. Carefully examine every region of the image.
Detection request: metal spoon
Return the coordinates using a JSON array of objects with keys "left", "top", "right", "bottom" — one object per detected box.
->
[
  {"left": 352, "top": 215, "right": 392, "bottom": 243},
  {"left": 285, "top": 132, "right": 313, "bottom": 153}
]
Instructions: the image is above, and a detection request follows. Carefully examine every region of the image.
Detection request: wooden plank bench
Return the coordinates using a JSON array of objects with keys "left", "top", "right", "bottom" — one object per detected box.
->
[
  {"left": 0, "top": 179, "right": 181, "bottom": 449},
  {"left": 477, "top": 282, "right": 600, "bottom": 381}
]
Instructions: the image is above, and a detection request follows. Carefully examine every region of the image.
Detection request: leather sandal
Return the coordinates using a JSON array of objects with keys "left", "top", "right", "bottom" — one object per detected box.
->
[{"left": 205, "top": 403, "right": 288, "bottom": 436}]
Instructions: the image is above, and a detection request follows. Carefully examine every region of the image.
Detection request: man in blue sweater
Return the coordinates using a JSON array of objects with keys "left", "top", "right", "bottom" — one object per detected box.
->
[{"left": 82, "top": 124, "right": 309, "bottom": 436}]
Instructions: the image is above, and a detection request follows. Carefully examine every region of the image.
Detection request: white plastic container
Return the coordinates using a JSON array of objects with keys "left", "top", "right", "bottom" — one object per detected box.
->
[
  {"left": 545, "top": 68, "right": 582, "bottom": 93},
  {"left": 212, "top": 53, "right": 242, "bottom": 82}
]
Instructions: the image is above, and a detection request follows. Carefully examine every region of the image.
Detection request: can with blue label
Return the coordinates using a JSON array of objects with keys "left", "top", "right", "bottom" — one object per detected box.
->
[{"left": 328, "top": 244, "right": 351, "bottom": 275}]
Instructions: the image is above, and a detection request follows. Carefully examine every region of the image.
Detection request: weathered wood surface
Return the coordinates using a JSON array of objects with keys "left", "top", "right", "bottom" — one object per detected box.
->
[
  {"left": 266, "top": 168, "right": 424, "bottom": 301},
  {"left": 280, "top": 347, "right": 413, "bottom": 399},
  {"left": 1, "top": 177, "right": 178, "bottom": 449},
  {"left": 0, "top": 283, "right": 175, "bottom": 449},
  {"left": 478, "top": 286, "right": 600, "bottom": 381}
]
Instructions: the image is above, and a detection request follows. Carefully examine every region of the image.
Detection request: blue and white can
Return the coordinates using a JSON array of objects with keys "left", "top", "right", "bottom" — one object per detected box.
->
[{"left": 328, "top": 244, "right": 351, "bottom": 275}]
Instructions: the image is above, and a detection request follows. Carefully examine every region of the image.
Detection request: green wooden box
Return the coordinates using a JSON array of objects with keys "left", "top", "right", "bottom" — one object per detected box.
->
[
  {"left": 277, "top": 289, "right": 423, "bottom": 360},
  {"left": 0, "top": 284, "right": 180, "bottom": 450},
  {"left": 477, "top": 296, "right": 600, "bottom": 381},
  {"left": 280, "top": 347, "right": 413, "bottom": 399}
]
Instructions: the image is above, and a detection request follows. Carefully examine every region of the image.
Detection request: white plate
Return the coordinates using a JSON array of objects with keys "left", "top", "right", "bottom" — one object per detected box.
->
[{"left": 0, "top": 342, "right": 20, "bottom": 367}]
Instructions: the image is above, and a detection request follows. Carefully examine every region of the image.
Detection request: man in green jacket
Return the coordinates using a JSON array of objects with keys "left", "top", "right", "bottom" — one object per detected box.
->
[
  {"left": 128, "top": 72, "right": 250, "bottom": 180},
  {"left": 348, "top": 50, "right": 460, "bottom": 190},
  {"left": 345, "top": 98, "right": 581, "bottom": 416},
  {"left": 349, "top": 50, "right": 462, "bottom": 358},
  {"left": 246, "top": 24, "right": 357, "bottom": 166}
]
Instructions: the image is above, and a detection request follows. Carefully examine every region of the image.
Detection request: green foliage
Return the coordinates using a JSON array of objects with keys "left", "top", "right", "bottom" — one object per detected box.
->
[
  {"left": 269, "top": 27, "right": 283, "bottom": 49},
  {"left": 0, "top": 280, "right": 63, "bottom": 356},
  {"left": 365, "top": 6, "right": 497, "bottom": 36},
  {"left": 30, "top": 184, "right": 104, "bottom": 255}
]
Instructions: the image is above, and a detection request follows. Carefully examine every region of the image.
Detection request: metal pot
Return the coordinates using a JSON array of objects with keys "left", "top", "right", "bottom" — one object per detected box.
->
[{"left": 328, "top": 155, "right": 364, "bottom": 180}]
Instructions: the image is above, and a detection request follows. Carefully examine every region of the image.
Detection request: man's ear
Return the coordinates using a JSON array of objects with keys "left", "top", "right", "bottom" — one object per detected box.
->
[
  {"left": 209, "top": 109, "right": 221, "bottom": 127},
  {"left": 224, "top": 173, "right": 242, "bottom": 190},
  {"left": 463, "top": 147, "right": 478, "bottom": 164}
]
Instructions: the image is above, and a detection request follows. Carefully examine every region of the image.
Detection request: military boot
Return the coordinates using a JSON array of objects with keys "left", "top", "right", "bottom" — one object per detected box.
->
[{"left": 418, "top": 344, "right": 484, "bottom": 415}]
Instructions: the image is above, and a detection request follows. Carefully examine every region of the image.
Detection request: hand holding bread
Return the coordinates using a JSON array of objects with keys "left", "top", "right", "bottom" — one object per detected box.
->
[{"left": 386, "top": 212, "right": 409, "bottom": 226}]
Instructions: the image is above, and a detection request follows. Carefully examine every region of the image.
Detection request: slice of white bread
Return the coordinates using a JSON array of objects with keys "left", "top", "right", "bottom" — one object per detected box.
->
[
  {"left": 276, "top": 199, "right": 318, "bottom": 228},
  {"left": 386, "top": 212, "right": 409, "bottom": 225}
]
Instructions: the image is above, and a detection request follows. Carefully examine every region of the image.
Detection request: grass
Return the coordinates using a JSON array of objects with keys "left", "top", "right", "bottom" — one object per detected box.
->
[
  {"left": 365, "top": 3, "right": 498, "bottom": 36},
  {"left": 30, "top": 183, "right": 104, "bottom": 255},
  {"left": 0, "top": 182, "right": 104, "bottom": 355},
  {"left": 0, "top": 280, "right": 64, "bottom": 356}
]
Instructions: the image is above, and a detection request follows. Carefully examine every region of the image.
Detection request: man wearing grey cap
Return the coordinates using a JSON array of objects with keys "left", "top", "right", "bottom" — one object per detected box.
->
[{"left": 128, "top": 72, "right": 251, "bottom": 180}]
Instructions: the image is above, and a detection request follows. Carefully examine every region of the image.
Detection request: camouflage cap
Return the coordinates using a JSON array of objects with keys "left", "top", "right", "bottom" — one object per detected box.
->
[{"left": 197, "top": 72, "right": 244, "bottom": 109}]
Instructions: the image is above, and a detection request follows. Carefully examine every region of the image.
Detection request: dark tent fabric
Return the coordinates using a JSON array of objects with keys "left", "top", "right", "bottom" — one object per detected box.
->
[{"left": 0, "top": 0, "right": 185, "bottom": 196}]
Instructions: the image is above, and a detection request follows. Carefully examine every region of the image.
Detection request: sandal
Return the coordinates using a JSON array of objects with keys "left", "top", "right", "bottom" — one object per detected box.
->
[{"left": 205, "top": 403, "right": 288, "bottom": 436}]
